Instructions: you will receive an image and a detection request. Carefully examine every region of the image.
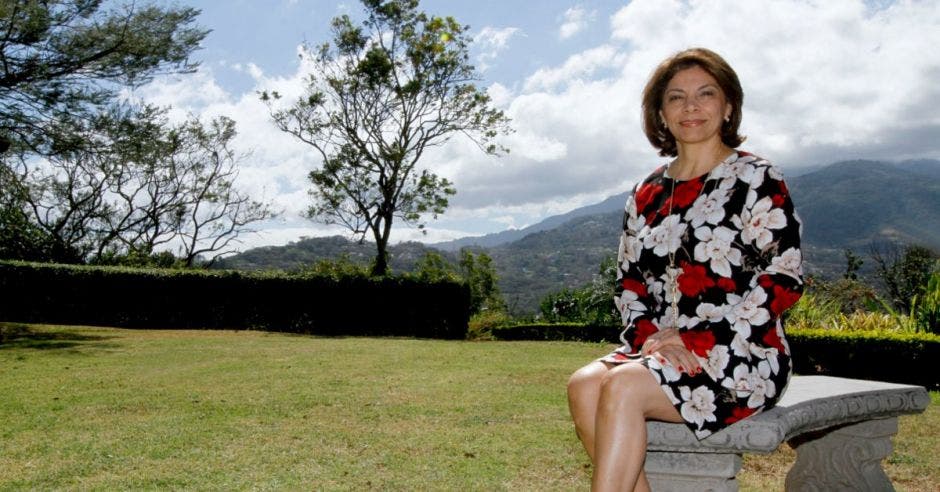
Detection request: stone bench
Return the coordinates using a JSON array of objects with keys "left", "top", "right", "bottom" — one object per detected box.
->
[{"left": 644, "top": 375, "right": 930, "bottom": 491}]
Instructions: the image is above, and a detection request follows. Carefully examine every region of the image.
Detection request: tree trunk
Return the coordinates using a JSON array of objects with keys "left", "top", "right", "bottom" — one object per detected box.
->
[
  {"left": 371, "top": 214, "right": 393, "bottom": 277},
  {"left": 372, "top": 241, "right": 389, "bottom": 276}
]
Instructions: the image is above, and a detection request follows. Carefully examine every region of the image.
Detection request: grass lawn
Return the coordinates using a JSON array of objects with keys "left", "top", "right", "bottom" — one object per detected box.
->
[{"left": 1, "top": 324, "right": 937, "bottom": 491}]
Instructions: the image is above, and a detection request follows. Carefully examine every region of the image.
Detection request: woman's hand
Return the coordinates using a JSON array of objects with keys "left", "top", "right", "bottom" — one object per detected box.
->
[
  {"left": 652, "top": 344, "right": 702, "bottom": 376},
  {"left": 640, "top": 327, "right": 684, "bottom": 356}
]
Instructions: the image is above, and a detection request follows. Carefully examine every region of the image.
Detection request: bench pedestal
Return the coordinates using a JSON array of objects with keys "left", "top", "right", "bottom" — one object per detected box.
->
[
  {"left": 786, "top": 418, "right": 897, "bottom": 491},
  {"left": 643, "top": 376, "right": 929, "bottom": 492}
]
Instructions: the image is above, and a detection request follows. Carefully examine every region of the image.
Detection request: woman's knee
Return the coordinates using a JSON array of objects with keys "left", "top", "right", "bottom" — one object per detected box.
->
[
  {"left": 567, "top": 362, "right": 606, "bottom": 401},
  {"left": 598, "top": 363, "right": 652, "bottom": 400}
]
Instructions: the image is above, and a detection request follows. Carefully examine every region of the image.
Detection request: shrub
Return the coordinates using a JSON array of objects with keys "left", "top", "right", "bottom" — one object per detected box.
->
[
  {"left": 0, "top": 260, "right": 469, "bottom": 339},
  {"left": 788, "top": 328, "right": 940, "bottom": 389}
]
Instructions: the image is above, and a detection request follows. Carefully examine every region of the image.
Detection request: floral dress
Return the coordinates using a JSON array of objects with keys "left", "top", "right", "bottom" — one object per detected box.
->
[{"left": 600, "top": 151, "right": 804, "bottom": 440}]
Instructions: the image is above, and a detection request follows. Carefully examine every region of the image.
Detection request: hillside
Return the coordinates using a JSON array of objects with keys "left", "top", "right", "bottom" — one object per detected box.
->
[{"left": 218, "top": 158, "right": 940, "bottom": 314}]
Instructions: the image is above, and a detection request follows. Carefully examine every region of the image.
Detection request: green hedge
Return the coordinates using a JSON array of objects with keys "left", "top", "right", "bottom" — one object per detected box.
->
[
  {"left": 0, "top": 261, "right": 469, "bottom": 339},
  {"left": 490, "top": 323, "right": 939, "bottom": 389},
  {"left": 787, "top": 328, "right": 939, "bottom": 390}
]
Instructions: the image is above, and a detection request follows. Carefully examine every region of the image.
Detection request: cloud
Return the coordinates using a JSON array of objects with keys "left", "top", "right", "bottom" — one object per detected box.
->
[
  {"left": 559, "top": 5, "right": 594, "bottom": 40},
  {"left": 474, "top": 26, "right": 521, "bottom": 72},
  {"left": 129, "top": 0, "right": 940, "bottom": 253}
]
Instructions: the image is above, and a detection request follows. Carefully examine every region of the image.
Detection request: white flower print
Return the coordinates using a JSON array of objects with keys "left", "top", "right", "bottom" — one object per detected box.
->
[
  {"left": 643, "top": 214, "right": 686, "bottom": 257},
  {"left": 746, "top": 361, "right": 777, "bottom": 408},
  {"left": 767, "top": 165, "right": 784, "bottom": 181},
  {"left": 685, "top": 188, "right": 730, "bottom": 227},
  {"left": 749, "top": 343, "right": 781, "bottom": 375},
  {"left": 657, "top": 305, "right": 679, "bottom": 331},
  {"left": 739, "top": 163, "right": 766, "bottom": 188},
  {"left": 725, "top": 287, "right": 770, "bottom": 336},
  {"left": 615, "top": 289, "right": 646, "bottom": 323},
  {"left": 696, "top": 303, "right": 728, "bottom": 323},
  {"left": 703, "top": 345, "right": 730, "bottom": 380},
  {"left": 646, "top": 276, "right": 664, "bottom": 305},
  {"left": 730, "top": 332, "right": 751, "bottom": 358},
  {"left": 619, "top": 231, "right": 642, "bottom": 263},
  {"left": 662, "top": 385, "right": 681, "bottom": 405},
  {"left": 767, "top": 247, "right": 803, "bottom": 280},
  {"left": 649, "top": 356, "right": 682, "bottom": 383},
  {"left": 721, "top": 363, "right": 752, "bottom": 397},
  {"left": 626, "top": 212, "right": 645, "bottom": 233},
  {"left": 693, "top": 226, "right": 741, "bottom": 277},
  {"left": 735, "top": 194, "right": 786, "bottom": 249},
  {"left": 680, "top": 385, "right": 718, "bottom": 429}
]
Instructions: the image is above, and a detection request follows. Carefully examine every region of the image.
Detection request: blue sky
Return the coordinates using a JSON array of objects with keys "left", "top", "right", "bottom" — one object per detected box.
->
[{"left": 129, "top": 0, "right": 940, "bottom": 251}]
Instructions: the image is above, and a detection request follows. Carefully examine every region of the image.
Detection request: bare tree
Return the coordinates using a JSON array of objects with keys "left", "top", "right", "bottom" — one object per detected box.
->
[{"left": 12, "top": 105, "right": 275, "bottom": 266}]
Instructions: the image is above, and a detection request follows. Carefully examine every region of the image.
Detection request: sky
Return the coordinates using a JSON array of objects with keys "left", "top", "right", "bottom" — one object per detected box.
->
[{"left": 124, "top": 0, "right": 940, "bottom": 252}]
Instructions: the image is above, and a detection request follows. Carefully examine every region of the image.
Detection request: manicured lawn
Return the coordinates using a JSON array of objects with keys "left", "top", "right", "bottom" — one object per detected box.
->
[{"left": 1, "top": 324, "right": 937, "bottom": 490}]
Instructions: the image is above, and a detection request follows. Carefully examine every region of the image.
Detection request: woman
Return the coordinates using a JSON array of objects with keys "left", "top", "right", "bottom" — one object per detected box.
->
[{"left": 567, "top": 48, "right": 804, "bottom": 491}]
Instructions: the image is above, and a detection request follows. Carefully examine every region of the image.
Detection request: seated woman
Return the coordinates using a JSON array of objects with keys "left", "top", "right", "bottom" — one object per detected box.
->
[{"left": 566, "top": 47, "right": 804, "bottom": 491}]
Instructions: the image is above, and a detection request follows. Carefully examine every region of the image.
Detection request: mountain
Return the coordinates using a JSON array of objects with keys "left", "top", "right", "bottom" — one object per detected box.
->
[
  {"left": 430, "top": 192, "right": 629, "bottom": 251},
  {"left": 218, "top": 158, "right": 940, "bottom": 314}
]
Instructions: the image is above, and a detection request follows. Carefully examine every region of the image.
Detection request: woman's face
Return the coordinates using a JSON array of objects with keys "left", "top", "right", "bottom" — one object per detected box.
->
[{"left": 659, "top": 65, "right": 732, "bottom": 148}]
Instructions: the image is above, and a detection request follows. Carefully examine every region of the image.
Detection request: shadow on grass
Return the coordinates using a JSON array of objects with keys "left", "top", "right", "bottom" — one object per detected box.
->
[{"left": 0, "top": 323, "right": 118, "bottom": 352}]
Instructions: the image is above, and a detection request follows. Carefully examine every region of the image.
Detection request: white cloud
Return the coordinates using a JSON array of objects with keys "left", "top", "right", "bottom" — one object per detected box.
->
[
  {"left": 559, "top": 6, "right": 594, "bottom": 40},
  {"left": 475, "top": 26, "right": 521, "bottom": 72},
  {"left": 128, "top": 0, "right": 940, "bottom": 252}
]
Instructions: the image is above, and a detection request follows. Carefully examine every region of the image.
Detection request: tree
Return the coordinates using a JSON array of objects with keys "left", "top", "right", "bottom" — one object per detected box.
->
[
  {"left": 870, "top": 243, "right": 939, "bottom": 313},
  {"left": 9, "top": 105, "right": 275, "bottom": 266},
  {"left": 459, "top": 249, "right": 504, "bottom": 314},
  {"left": 0, "top": 0, "right": 207, "bottom": 157},
  {"left": 843, "top": 248, "right": 863, "bottom": 280},
  {"left": 262, "top": 0, "right": 511, "bottom": 276}
]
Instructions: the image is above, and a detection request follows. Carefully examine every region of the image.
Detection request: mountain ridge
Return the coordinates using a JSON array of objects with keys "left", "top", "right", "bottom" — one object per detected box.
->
[{"left": 218, "top": 158, "right": 940, "bottom": 313}]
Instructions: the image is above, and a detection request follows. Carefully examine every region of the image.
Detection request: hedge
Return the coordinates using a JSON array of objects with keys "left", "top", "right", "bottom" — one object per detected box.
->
[
  {"left": 0, "top": 261, "right": 469, "bottom": 339},
  {"left": 490, "top": 322, "right": 940, "bottom": 389}
]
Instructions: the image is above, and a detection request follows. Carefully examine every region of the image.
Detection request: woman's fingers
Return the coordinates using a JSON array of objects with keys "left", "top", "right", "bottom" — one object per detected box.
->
[
  {"left": 653, "top": 345, "right": 702, "bottom": 375},
  {"left": 641, "top": 328, "right": 684, "bottom": 356}
]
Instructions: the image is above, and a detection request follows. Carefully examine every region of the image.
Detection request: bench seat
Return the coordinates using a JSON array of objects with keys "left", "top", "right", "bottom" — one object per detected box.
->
[{"left": 643, "top": 375, "right": 930, "bottom": 491}]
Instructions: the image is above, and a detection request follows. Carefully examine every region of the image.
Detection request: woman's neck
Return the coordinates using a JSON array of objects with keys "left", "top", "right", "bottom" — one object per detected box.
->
[{"left": 669, "top": 140, "right": 734, "bottom": 180}]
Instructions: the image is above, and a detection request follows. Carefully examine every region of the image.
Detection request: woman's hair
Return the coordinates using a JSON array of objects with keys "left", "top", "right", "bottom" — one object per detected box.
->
[{"left": 641, "top": 47, "right": 745, "bottom": 157}]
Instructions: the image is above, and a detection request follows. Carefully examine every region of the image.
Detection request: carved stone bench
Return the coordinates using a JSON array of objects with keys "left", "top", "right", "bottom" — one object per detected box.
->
[{"left": 644, "top": 375, "right": 930, "bottom": 491}]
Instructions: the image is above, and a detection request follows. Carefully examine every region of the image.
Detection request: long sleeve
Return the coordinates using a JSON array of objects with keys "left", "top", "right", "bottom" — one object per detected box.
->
[{"left": 614, "top": 185, "right": 660, "bottom": 352}]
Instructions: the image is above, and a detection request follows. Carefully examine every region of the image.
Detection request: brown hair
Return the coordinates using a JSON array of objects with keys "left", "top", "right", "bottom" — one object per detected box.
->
[{"left": 641, "top": 48, "right": 745, "bottom": 157}]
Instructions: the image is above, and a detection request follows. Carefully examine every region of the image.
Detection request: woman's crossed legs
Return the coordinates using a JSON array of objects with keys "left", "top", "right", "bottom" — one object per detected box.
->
[{"left": 567, "top": 360, "right": 684, "bottom": 492}]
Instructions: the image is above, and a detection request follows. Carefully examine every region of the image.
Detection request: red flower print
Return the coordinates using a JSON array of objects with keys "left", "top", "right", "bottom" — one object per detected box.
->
[
  {"left": 716, "top": 277, "right": 736, "bottom": 292},
  {"left": 762, "top": 325, "right": 786, "bottom": 352},
  {"left": 621, "top": 278, "right": 649, "bottom": 298},
  {"left": 632, "top": 318, "right": 658, "bottom": 348},
  {"left": 770, "top": 285, "right": 802, "bottom": 316},
  {"left": 778, "top": 180, "right": 789, "bottom": 195},
  {"left": 635, "top": 183, "right": 664, "bottom": 214},
  {"left": 677, "top": 261, "right": 715, "bottom": 297},
  {"left": 680, "top": 329, "right": 716, "bottom": 357},
  {"left": 772, "top": 194, "right": 785, "bottom": 208},
  {"left": 724, "top": 405, "right": 756, "bottom": 424},
  {"left": 757, "top": 274, "right": 774, "bottom": 288},
  {"left": 672, "top": 179, "right": 704, "bottom": 208}
]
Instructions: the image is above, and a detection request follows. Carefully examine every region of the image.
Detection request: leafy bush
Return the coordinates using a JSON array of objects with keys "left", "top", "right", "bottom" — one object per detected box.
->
[
  {"left": 538, "top": 255, "right": 618, "bottom": 326},
  {"left": 788, "top": 328, "right": 940, "bottom": 389},
  {"left": 0, "top": 260, "right": 469, "bottom": 339},
  {"left": 911, "top": 272, "right": 940, "bottom": 334}
]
